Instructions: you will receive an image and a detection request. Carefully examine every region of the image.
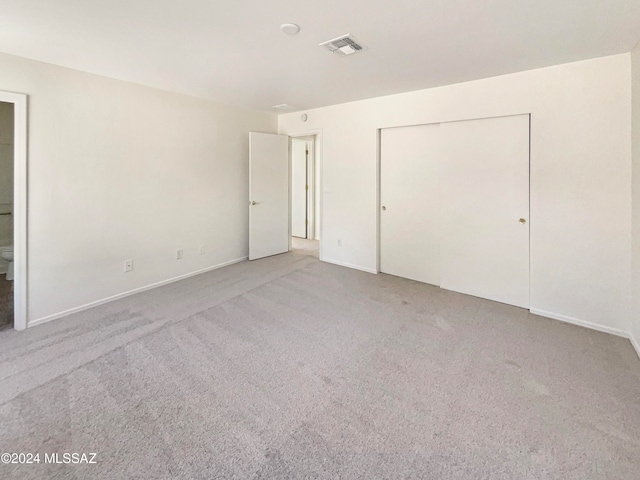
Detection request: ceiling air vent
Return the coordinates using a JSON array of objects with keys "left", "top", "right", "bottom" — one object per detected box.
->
[{"left": 319, "top": 34, "right": 367, "bottom": 56}]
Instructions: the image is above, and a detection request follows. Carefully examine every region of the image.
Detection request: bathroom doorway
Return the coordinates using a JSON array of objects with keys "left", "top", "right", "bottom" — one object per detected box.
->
[
  {"left": 290, "top": 133, "right": 320, "bottom": 259},
  {"left": 0, "top": 101, "right": 14, "bottom": 329},
  {"left": 0, "top": 91, "right": 27, "bottom": 331}
]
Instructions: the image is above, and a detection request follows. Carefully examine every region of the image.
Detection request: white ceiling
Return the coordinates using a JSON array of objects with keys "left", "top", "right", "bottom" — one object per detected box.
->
[{"left": 0, "top": 0, "right": 639, "bottom": 112}]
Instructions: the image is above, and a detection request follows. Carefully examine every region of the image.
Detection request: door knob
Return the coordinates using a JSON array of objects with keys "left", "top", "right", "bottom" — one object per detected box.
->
[
  {"left": 382, "top": 206, "right": 386, "bottom": 211},
  {"left": 250, "top": 201, "right": 260, "bottom": 206},
  {"left": 519, "top": 218, "right": 526, "bottom": 224}
]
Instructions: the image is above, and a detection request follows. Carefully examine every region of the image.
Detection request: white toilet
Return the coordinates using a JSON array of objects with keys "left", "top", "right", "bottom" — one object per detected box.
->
[{"left": 1, "top": 245, "right": 13, "bottom": 281}]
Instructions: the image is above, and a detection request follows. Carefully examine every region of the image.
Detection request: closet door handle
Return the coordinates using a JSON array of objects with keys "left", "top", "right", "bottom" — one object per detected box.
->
[
  {"left": 381, "top": 206, "right": 387, "bottom": 211},
  {"left": 519, "top": 218, "right": 526, "bottom": 224}
]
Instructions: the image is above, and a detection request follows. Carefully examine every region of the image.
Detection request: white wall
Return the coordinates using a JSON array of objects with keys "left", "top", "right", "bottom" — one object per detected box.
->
[
  {"left": 280, "top": 54, "right": 632, "bottom": 335},
  {"left": 632, "top": 42, "right": 640, "bottom": 355},
  {"left": 0, "top": 51, "right": 277, "bottom": 324}
]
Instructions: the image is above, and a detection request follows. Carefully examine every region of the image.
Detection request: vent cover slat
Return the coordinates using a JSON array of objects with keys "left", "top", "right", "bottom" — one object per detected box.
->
[{"left": 319, "top": 34, "right": 367, "bottom": 56}]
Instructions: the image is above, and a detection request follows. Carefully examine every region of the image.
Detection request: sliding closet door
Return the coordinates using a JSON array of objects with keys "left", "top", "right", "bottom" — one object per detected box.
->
[
  {"left": 380, "top": 124, "right": 441, "bottom": 285},
  {"left": 439, "top": 115, "right": 530, "bottom": 308}
]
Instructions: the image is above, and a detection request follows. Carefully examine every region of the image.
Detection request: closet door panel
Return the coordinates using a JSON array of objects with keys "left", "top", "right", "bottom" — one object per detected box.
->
[
  {"left": 439, "top": 115, "right": 530, "bottom": 308},
  {"left": 380, "top": 124, "right": 441, "bottom": 285}
]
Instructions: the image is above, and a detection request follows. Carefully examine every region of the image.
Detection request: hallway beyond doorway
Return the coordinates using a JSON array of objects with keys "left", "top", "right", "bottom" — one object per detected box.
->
[{"left": 291, "top": 237, "right": 319, "bottom": 258}]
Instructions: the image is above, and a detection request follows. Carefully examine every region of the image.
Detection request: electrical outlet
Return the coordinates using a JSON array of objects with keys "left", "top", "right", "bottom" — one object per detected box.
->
[
  {"left": 199, "top": 245, "right": 206, "bottom": 255},
  {"left": 124, "top": 259, "right": 133, "bottom": 272},
  {"left": 177, "top": 249, "right": 184, "bottom": 260}
]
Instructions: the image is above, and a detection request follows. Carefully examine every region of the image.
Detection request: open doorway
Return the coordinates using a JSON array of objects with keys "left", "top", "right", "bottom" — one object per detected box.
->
[
  {"left": 248, "top": 130, "right": 321, "bottom": 262},
  {"left": 0, "top": 91, "right": 27, "bottom": 331},
  {"left": 290, "top": 135, "right": 319, "bottom": 258},
  {"left": 0, "top": 101, "right": 13, "bottom": 330}
]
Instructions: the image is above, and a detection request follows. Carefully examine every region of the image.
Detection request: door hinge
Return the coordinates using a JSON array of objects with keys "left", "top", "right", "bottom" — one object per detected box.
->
[
  {"left": 305, "top": 220, "right": 308, "bottom": 225},
  {"left": 305, "top": 185, "right": 309, "bottom": 190}
]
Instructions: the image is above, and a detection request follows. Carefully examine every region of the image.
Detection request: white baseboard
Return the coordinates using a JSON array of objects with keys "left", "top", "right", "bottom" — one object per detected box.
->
[
  {"left": 630, "top": 333, "right": 640, "bottom": 360},
  {"left": 29, "top": 257, "right": 248, "bottom": 328},
  {"left": 322, "top": 258, "right": 377, "bottom": 274},
  {"left": 530, "top": 309, "right": 640, "bottom": 361},
  {"left": 529, "top": 308, "right": 630, "bottom": 338}
]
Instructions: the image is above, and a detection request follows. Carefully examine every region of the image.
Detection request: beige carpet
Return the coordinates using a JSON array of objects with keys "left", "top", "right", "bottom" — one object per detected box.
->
[
  {"left": 291, "top": 237, "right": 319, "bottom": 257},
  {"left": 0, "top": 251, "right": 639, "bottom": 479}
]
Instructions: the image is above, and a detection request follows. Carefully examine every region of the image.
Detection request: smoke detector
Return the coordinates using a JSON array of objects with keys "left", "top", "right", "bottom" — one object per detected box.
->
[
  {"left": 319, "top": 34, "right": 367, "bottom": 56},
  {"left": 280, "top": 23, "right": 300, "bottom": 35}
]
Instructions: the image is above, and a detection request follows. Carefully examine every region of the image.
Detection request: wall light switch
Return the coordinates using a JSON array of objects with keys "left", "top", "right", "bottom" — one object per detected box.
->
[
  {"left": 199, "top": 245, "right": 206, "bottom": 255},
  {"left": 124, "top": 259, "right": 133, "bottom": 272},
  {"left": 177, "top": 249, "right": 184, "bottom": 260}
]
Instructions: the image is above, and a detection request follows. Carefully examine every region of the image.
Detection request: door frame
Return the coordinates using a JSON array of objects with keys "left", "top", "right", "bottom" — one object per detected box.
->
[
  {"left": 0, "top": 90, "right": 28, "bottom": 331},
  {"left": 288, "top": 129, "right": 323, "bottom": 259}
]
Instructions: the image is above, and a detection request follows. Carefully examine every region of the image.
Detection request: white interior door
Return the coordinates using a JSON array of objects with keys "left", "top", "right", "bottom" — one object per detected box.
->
[
  {"left": 439, "top": 115, "right": 530, "bottom": 308},
  {"left": 380, "top": 124, "right": 441, "bottom": 285},
  {"left": 291, "top": 138, "right": 307, "bottom": 238},
  {"left": 249, "top": 132, "right": 289, "bottom": 260}
]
